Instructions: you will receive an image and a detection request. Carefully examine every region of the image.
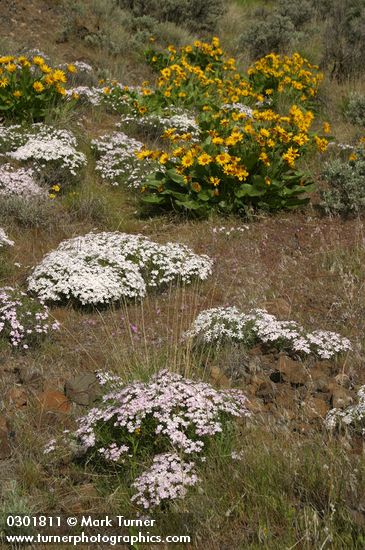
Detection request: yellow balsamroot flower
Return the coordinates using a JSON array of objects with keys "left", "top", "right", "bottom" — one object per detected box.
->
[
  {"left": 0, "top": 77, "right": 9, "bottom": 87},
  {"left": 52, "top": 69, "right": 67, "bottom": 83},
  {"left": 56, "top": 85, "right": 66, "bottom": 96},
  {"left": 32, "top": 56, "right": 45, "bottom": 65},
  {"left": 191, "top": 182, "right": 202, "bottom": 193},
  {"left": 67, "top": 64, "right": 77, "bottom": 73},
  {"left": 265, "top": 176, "right": 271, "bottom": 186},
  {"left": 49, "top": 193, "right": 56, "bottom": 199},
  {"left": 314, "top": 135, "right": 328, "bottom": 153},
  {"left": 5, "top": 63, "right": 16, "bottom": 73},
  {"left": 159, "top": 153, "right": 169, "bottom": 164},
  {"left": 212, "top": 137, "right": 224, "bottom": 145},
  {"left": 178, "top": 91, "right": 187, "bottom": 98},
  {"left": 292, "top": 133, "right": 309, "bottom": 147},
  {"left": 209, "top": 176, "right": 220, "bottom": 187},
  {"left": 44, "top": 75, "right": 54, "bottom": 85},
  {"left": 216, "top": 153, "right": 231, "bottom": 165},
  {"left": 0, "top": 55, "right": 14, "bottom": 64},
  {"left": 103, "top": 87, "right": 111, "bottom": 95},
  {"left": 349, "top": 153, "right": 357, "bottom": 161},
  {"left": 181, "top": 153, "right": 194, "bottom": 168},
  {"left": 51, "top": 184, "right": 61, "bottom": 192},
  {"left": 198, "top": 153, "right": 213, "bottom": 166},
  {"left": 40, "top": 64, "right": 52, "bottom": 74},
  {"left": 259, "top": 152, "right": 270, "bottom": 166},
  {"left": 13, "top": 90, "right": 22, "bottom": 98},
  {"left": 138, "top": 106, "right": 148, "bottom": 115},
  {"left": 282, "top": 147, "right": 300, "bottom": 167},
  {"left": 173, "top": 147, "right": 184, "bottom": 157},
  {"left": 235, "top": 166, "right": 249, "bottom": 181},
  {"left": 33, "top": 81, "right": 44, "bottom": 93},
  {"left": 323, "top": 122, "right": 331, "bottom": 134},
  {"left": 135, "top": 149, "right": 154, "bottom": 160}
]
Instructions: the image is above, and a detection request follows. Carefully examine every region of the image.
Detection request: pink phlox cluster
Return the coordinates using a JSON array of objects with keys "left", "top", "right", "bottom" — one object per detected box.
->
[
  {"left": 187, "top": 306, "right": 352, "bottom": 359},
  {"left": 0, "top": 287, "right": 60, "bottom": 349},
  {"left": 0, "top": 163, "right": 44, "bottom": 197},
  {"left": 131, "top": 453, "right": 199, "bottom": 509}
]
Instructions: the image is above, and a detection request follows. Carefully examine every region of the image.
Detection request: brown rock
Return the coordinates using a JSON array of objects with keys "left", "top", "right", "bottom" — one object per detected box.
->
[
  {"left": 7, "top": 387, "right": 27, "bottom": 408},
  {"left": 263, "top": 298, "right": 291, "bottom": 318},
  {"left": 330, "top": 385, "right": 353, "bottom": 409},
  {"left": 276, "top": 355, "right": 309, "bottom": 386},
  {"left": 17, "top": 366, "right": 44, "bottom": 391},
  {"left": 209, "top": 366, "right": 230, "bottom": 388},
  {"left": 65, "top": 373, "right": 102, "bottom": 405},
  {"left": 0, "top": 416, "right": 11, "bottom": 459},
  {"left": 334, "top": 373, "right": 351, "bottom": 389},
  {"left": 304, "top": 397, "right": 329, "bottom": 419},
  {"left": 255, "top": 380, "right": 276, "bottom": 402},
  {"left": 36, "top": 391, "right": 71, "bottom": 414}
]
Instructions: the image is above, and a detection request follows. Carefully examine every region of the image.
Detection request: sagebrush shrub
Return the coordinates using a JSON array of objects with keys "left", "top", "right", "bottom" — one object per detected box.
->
[
  {"left": 322, "top": 0, "right": 365, "bottom": 81},
  {"left": 320, "top": 146, "right": 365, "bottom": 216},
  {"left": 344, "top": 92, "right": 365, "bottom": 126},
  {"left": 118, "top": 0, "right": 225, "bottom": 32},
  {"left": 239, "top": 13, "right": 300, "bottom": 59},
  {"left": 278, "top": 0, "right": 314, "bottom": 29}
]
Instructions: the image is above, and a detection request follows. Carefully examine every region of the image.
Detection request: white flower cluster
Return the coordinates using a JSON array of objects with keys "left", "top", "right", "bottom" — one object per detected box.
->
[
  {"left": 0, "top": 286, "right": 60, "bottom": 349},
  {"left": 131, "top": 453, "right": 199, "bottom": 509},
  {"left": 66, "top": 86, "right": 104, "bottom": 106},
  {"left": 325, "top": 386, "right": 365, "bottom": 436},
  {"left": 0, "top": 124, "right": 24, "bottom": 153},
  {"left": 212, "top": 225, "right": 249, "bottom": 236},
  {"left": 0, "top": 164, "right": 44, "bottom": 197},
  {"left": 0, "top": 228, "right": 14, "bottom": 248},
  {"left": 60, "top": 61, "right": 93, "bottom": 73},
  {"left": 186, "top": 306, "right": 352, "bottom": 359},
  {"left": 222, "top": 103, "right": 254, "bottom": 118},
  {"left": 7, "top": 125, "right": 86, "bottom": 177},
  {"left": 28, "top": 231, "right": 213, "bottom": 306},
  {"left": 120, "top": 109, "right": 200, "bottom": 141},
  {"left": 91, "top": 131, "right": 156, "bottom": 188}
]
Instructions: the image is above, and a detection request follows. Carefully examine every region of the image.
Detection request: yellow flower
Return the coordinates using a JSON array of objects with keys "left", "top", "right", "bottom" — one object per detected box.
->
[
  {"left": 56, "top": 85, "right": 66, "bottom": 96},
  {"left": 40, "top": 64, "right": 52, "bottom": 74},
  {"left": 216, "top": 153, "right": 231, "bottom": 165},
  {"left": 33, "top": 81, "right": 44, "bottom": 93},
  {"left": 265, "top": 176, "right": 271, "bottom": 186},
  {"left": 13, "top": 90, "right": 22, "bottom": 98},
  {"left": 235, "top": 166, "right": 249, "bottom": 181},
  {"left": 198, "top": 153, "right": 213, "bottom": 166},
  {"left": 32, "top": 56, "right": 45, "bottom": 66},
  {"left": 282, "top": 147, "right": 300, "bottom": 167},
  {"left": 49, "top": 193, "right": 56, "bottom": 199},
  {"left": 138, "top": 106, "right": 147, "bottom": 115},
  {"left": 103, "top": 87, "right": 111, "bottom": 95},
  {"left": 159, "top": 153, "right": 169, "bottom": 164},
  {"left": 209, "top": 176, "right": 220, "bottom": 187},
  {"left": 212, "top": 137, "right": 224, "bottom": 145},
  {"left": 259, "top": 152, "right": 270, "bottom": 166},
  {"left": 67, "top": 64, "right": 77, "bottom": 73},
  {"left": 181, "top": 153, "right": 194, "bottom": 167},
  {"left": 192, "top": 182, "right": 202, "bottom": 192},
  {"left": 52, "top": 69, "right": 67, "bottom": 83},
  {"left": 5, "top": 63, "right": 16, "bottom": 73},
  {"left": 0, "top": 77, "right": 9, "bottom": 87},
  {"left": 44, "top": 75, "right": 54, "bottom": 85},
  {"left": 349, "top": 153, "right": 357, "bottom": 161},
  {"left": 314, "top": 135, "right": 328, "bottom": 153},
  {"left": 51, "top": 184, "right": 61, "bottom": 192},
  {"left": 323, "top": 122, "right": 331, "bottom": 134},
  {"left": 135, "top": 149, "right": 154, "bottom": 160}
]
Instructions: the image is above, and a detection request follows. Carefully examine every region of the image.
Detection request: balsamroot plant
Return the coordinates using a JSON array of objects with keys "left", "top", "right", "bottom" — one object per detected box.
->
[{"left": 28, "top": 232, "right": 213, "bottom": 306}]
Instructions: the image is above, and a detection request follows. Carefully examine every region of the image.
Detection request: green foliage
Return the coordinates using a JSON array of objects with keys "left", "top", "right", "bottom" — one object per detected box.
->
[
  {"left": 240, "top": 13, "right": 299, "bottom": 59},
  {"left": 344, "top": 92, "right": 365, "bottom": 126},
  {"left": 320, "top": 147, "right": 365, "bottom": 216},
  {"left": 117, "top": 0, "right": 226, "bottom": 32},
  {"left": 277, "top": 0, "right": 314, "bottom": 29}
]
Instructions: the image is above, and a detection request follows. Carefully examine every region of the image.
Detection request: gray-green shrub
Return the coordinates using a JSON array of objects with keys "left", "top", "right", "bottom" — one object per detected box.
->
[
  {"left": 117, "top": 0, "right": 225, "bottom": 32},
  {"left": 320, "top": 149, "right": 365, "bottom": 216},
  {"left": 240, "top": 13, "right": 300, "bottom": 59},
  {"left": 345, "top": 93, "right": 365, "bottom": 126}
]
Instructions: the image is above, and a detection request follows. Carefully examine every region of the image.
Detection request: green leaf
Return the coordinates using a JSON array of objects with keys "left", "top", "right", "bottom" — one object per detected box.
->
[{"left": 141, "top": 195, "right": 165, "bottom": 204}]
